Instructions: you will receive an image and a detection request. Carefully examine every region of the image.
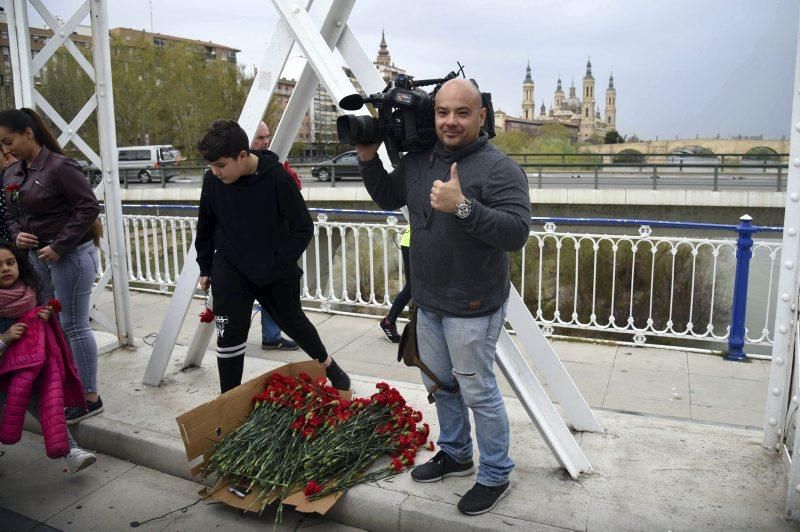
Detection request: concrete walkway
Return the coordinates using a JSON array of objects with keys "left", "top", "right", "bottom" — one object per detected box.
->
[
  {"left": 0, "top": 291, "right": 794, "bottom": 531},
  {"left": 0, "top": 432, "right": 361, "bottom": 531},
  {"left": 100, "top": 291, "right": 770, "bottom": 429}
]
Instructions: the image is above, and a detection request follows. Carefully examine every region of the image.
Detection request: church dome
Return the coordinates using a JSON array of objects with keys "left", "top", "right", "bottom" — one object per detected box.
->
[{"left": 565, "top": 97, "right": 581, "bottom": 113}]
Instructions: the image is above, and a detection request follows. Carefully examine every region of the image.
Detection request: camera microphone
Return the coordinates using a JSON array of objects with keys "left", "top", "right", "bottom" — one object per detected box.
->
[{"left": 339, "top": 94, "right": 365, "bottom": 111}]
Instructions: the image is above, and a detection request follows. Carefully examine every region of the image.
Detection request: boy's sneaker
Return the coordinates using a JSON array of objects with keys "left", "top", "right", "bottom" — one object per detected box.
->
[
  {"left": 411, "top": 450, "right": 475, "bottom": 483},
  {"left": 65, "top": 447, "right": 96, "bottom": 474},
  {"left": 325, "top": 359, "right": 351, "bottom": 391},
  {"left": 66, "top": 397, "right": 104, "bottom": 425},
  {"left": 379, "top": 318, "right": 402, "bottom": 343},
  {"left": 457, "top": 481, "right": 511, "bottom": 515},
  {"left": 261, "top": 337, "right": 299, "bottom": 351}
]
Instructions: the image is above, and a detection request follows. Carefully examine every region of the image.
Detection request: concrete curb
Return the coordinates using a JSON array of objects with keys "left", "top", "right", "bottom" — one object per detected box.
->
[{"left": 25, "top": 415, "right": 193, "bottom": 483}]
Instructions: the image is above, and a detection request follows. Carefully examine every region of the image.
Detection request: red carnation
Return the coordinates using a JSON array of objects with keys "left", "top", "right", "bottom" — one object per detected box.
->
[
  {"left": 304, "top": 480, "right": 324, "bottom": 496},
  {"left": 47, "top": 299, "right": 62, "bottom": 313},
  {"left": 199, "top": 308, "right": 215, "bottom": 323},
  {"left": 390, "top": 457, "right": 404, "bottom": 472},
  {"left": 4, "top": 183, "right": 20, "bottom": 194}
]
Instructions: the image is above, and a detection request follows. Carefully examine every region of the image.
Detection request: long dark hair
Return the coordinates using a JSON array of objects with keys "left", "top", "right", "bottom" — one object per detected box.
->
[
  {"left": 0, "top": 239, "right": 42, "bottom": 301},
  {"left": 0, "top": 108, "right": 64, "bottom": 156}
]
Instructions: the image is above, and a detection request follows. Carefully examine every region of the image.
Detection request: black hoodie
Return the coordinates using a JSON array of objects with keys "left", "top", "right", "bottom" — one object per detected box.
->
[{"left": 195, "top": 150, "right": 312, "bottom": 286}]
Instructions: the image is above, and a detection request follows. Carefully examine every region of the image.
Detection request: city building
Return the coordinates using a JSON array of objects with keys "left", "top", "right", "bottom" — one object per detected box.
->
[
  {"left": 109, "top": 28, "right": 239, "bottom": 65},
  {"left": 0, "top": 8, "right": 239, "bottom": 111},
  {"left": 495, "top": 59, "right": 617, "bottom": 142}
]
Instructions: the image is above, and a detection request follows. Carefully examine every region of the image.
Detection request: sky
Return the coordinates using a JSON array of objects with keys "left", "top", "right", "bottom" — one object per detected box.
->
[{"left": 38, "top": 0, "right": 800, "bottom": 140}]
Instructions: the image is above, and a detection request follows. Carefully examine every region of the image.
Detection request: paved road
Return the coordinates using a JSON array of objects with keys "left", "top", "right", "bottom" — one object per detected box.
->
[{"left": 130, "top": 168, "right": 785, "bottom": 192}]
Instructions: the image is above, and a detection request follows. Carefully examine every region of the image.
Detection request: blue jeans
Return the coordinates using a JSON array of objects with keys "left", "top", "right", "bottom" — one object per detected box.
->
[
  {"left": 31, "top": 241, "right": 99, "bottom": 394},
  {"left": 259, "top": 307, "right": 282, "bottom": 343},
  {"left": 417, "top": 301, "right": 514, "bottom": 486}
]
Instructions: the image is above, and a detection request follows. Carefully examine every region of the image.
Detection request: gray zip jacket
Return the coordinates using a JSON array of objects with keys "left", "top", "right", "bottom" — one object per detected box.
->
[{"left": 359, "top": 131, "right": 531, "bottom": 316}]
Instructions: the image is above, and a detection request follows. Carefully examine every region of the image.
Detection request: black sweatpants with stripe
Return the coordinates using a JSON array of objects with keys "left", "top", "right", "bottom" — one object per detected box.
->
[{"left": 211, "top": 253, "right": 328, "bottom": 393}]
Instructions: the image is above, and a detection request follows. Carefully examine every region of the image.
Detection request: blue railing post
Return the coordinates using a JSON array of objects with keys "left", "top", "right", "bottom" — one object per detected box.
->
[{"left": 725, "top": 214, "right": 755, "bottom": 361}]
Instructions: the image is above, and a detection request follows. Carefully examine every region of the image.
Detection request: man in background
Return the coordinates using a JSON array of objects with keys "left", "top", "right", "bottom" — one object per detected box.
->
[{"left": 250, "top": 121, "right": 299, "bottom": 351}]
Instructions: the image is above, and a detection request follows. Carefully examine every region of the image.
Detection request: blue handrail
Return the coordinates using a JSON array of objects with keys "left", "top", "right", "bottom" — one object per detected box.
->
[{"left": 110, "top": 204, "right": 785, "bottom": 233}]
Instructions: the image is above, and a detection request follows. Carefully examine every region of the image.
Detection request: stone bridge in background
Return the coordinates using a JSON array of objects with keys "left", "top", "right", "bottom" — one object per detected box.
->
[{"left": 580, "top": 138, "right": 789, "bottom": 156}]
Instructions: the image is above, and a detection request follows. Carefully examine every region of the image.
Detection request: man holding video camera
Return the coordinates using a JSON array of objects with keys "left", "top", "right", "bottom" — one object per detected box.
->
[{"left": 356, "top": 78, "right": 531, "bottom": 515}]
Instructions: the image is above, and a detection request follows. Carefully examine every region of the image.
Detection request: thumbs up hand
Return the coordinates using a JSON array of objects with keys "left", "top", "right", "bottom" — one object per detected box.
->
[{"left": 431, "top": 163, "right": 465, "bottom": 213}]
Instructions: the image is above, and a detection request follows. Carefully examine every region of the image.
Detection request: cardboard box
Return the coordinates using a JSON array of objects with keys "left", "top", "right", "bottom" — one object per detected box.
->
[{"left": 176, "top": 360, "right": 350, "bottom": 515}]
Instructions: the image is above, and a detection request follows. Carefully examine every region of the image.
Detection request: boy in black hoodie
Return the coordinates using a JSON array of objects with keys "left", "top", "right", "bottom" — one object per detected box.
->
[{"left": 194, "top": 119, "right": 350, "bottom": 393}]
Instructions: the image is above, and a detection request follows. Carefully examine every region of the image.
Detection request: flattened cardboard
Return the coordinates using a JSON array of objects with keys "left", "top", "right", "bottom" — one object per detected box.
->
[{"left": 176, "top": 360, "right": 350, "bottom": 515}]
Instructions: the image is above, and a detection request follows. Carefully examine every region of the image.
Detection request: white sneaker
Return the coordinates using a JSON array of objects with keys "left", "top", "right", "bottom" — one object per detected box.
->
[{"left": 65, "top": 447, "right": 96, "bottom": 474}]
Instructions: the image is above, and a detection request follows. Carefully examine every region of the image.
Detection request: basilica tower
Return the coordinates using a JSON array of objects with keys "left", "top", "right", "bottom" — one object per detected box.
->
[
  {"left": 554, "top": 77, "right": 564, "bottom": 110},
  {"left": 522, "top": 61, "right": 535, "bottom": 120},
  {"left": 579, "top": 58, "right": 596, "bottom": 140},
  {"left": 605, "top": 73, "right": 616, "bottom": 128},
  {"left": 375, "top": 30, "right": 391, "bottom": 67}
]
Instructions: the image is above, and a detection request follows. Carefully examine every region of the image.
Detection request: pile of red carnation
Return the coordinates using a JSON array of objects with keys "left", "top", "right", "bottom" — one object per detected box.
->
[{"left": 203, "top": 372, "right": 433, "bottom": 519}]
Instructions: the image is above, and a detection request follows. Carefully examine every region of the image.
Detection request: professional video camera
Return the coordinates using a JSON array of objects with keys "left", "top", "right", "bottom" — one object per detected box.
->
[{"left": 336, "top": 66, "right": 495, "bottom": 165}]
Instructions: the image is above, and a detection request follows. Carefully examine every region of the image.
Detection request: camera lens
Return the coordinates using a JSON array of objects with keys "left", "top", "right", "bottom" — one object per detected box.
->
[{"left": 337, "top": 115, "right": 384, "bottom": 144}]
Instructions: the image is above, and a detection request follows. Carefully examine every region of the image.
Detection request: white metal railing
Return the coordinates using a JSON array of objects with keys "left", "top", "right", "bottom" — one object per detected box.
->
[{"left": 99, "top": 213, "right": 783, "bottom": 349}]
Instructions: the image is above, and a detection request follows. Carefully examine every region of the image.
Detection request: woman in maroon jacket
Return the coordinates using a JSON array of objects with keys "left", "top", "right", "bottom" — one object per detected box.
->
[{"left": 0, "top": 108, "right": 102, "bottom": 424}]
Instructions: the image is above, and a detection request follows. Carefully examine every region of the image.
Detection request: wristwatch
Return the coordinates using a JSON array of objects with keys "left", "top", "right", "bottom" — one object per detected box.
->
[{"left": 454, "top": 197, "right": 473, "bottom": 219}]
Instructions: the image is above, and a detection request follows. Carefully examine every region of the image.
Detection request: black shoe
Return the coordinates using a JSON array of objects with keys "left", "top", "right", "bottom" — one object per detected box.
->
[
  {"left": 379, "top": 318, "right": 402, "bottom": 343},
  {"left": 410, "top": 450, "right": 475, "bottom": 483},
  {"left": 325, "top": 359, "right": 351, "bottom": 391},
  {"left": 261, "top": 337, "right": 299, "bottom": 351},
  {"left": 66, "top": 397, "right": 104, "bottom": 425},
  {"left": 457, "top": 481, "right": 511, "bottom": 515}
]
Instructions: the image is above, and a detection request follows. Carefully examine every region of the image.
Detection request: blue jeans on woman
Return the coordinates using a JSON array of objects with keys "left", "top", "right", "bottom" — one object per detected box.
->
[
  {"left": 30, "top": 240, "right": 99, "bottom": 394},
  {"left": 416, "top": 301, "right": 514, "bottom": 487}
]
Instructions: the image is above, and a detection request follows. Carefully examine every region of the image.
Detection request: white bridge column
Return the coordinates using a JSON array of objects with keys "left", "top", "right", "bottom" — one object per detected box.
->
[{"left": 774, "top": 5, "right": 800, "bottom": 521}]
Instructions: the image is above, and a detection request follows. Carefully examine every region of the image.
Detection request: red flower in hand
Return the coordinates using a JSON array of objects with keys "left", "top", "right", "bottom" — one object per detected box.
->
[
  {"left": 304, "top": 480, "right": 324, "bottom": 496},
  {"left": 4, "top": 183, "right": 21, "bottom": 205},
  {"left": 47, "top": 299, "right": 62, "bottom": 313},
  {"left": 199, "top": 308, "right": 215, "bottom": 323}
]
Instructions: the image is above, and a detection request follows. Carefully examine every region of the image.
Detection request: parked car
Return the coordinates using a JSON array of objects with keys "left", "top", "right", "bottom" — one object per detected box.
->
[
  {"left": 76, "top": 159, "right": 102, "bottom": 185},
  {"left": 118, "top": 145, "right": 179, "bottom": 183},
  {"left": 311, "top": 151, "right": 360, "bottom": 181}
]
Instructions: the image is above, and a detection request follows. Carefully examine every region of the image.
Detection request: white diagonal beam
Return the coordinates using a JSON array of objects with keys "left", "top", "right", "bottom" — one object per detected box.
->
[
  {"left": 336, "top": 25, "right": 386, "bottom": 97},
  {"left": 238, "top": 0, "right": 313, "bottom": 139},
  {"left": 33, "top": 90, "right": 101, "bottom": 168},
  {"left": 270, "top": 0, "right": 356, "bottom": 159},
  {"left": 496, "top": 332, "right": 592, "bottom": 479},
  {"left": 29, "top": 0, "right": 94, "bottom": 80},
  {"left": 271, "top": 0, "right": 359, "bottom": 112},
  {"left": 56, "top": 96, "right": 98, "bottom": 147},
  {"left": 506, "top": 285, "right": 603, "bottom": 432}
]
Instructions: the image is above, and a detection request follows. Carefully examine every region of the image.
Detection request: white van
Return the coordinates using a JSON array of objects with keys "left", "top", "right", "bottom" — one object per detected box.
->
[{"left": 117, "top": 145, "right": 179, "bottom": 183}]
